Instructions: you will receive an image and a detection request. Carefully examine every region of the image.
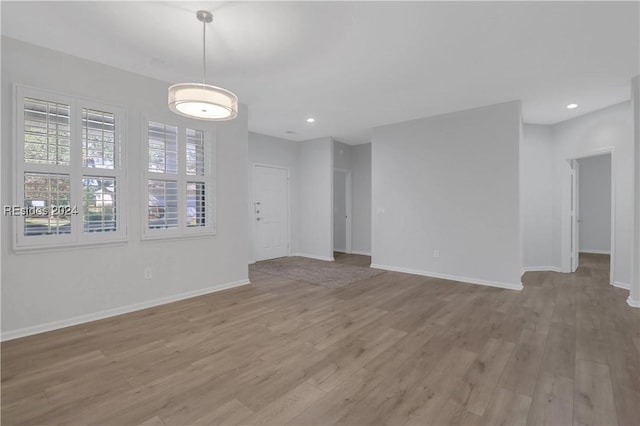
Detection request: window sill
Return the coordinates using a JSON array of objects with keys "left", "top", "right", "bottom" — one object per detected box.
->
[
  {"left": 13, "top": 238, "right": 128, "bottom": 255},
  {"left": 141, "top": 231, "right": 216, "bottom": 243}
]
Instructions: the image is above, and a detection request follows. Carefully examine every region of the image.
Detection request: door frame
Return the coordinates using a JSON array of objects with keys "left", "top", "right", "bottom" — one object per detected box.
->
[
  {"left": 565, "top": 148, "right": 615, "bottom": 285},
  {"left": 333, "top": 168, "right": 353, "bottom": 254},
  {"left": 570, "top": 159, "right": 580, "bottom": 272},
  {"left": 252, "top": 163, "right": 291, "bottom": 262}
]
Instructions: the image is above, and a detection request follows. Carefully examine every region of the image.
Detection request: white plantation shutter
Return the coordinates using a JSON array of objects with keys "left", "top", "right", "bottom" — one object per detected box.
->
[
  {"left": 144, "top": 120, "right": 214, "bottom": 238},
  {"left": 14, "top": 86, "right": 126, "bottom": 250}
]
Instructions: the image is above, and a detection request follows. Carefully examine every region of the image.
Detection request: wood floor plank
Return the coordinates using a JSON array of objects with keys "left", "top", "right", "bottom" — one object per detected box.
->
[
  {"left": 498, "top": 328, "right": 548, "bottom": 397},
  {"left": 480, "top": 387, "right": 532, "bottom": 426},
  {"left": 527, "top": 372, "right": 574, "bottom": 426},
  {"left": 574, "top": 359, "right": 618, "bottom": 426},
  {"left": 450, "top": 337, "right": 516, "bottom": 416}
]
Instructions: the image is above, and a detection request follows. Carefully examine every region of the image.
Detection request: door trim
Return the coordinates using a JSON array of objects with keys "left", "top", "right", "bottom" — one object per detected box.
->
[
  {"left": 252, "top": 163, "right": 291, "bottom": 262},
  {"left": 565, "top": 148, "right": 615, "bottom": 286}
]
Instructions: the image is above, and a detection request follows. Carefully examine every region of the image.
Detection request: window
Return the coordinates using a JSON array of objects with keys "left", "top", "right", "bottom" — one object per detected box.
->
[
  {"left": 143, "top": 120, "right": 214, "bottom": 238},
  {"left": 14, "top": 86, "right": 126, "bottom": 250}
]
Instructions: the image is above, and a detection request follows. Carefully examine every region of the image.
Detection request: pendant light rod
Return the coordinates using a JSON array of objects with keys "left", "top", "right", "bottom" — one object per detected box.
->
[{"left": 196, "top": 10, "right": 213, "bottom": 85}]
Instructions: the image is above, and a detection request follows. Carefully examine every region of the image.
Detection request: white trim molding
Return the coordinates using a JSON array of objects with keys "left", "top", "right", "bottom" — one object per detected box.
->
[
  {"left": 350, "top": 250, "right": 372, "bottom": 256},
  {"left": 627, "top": 296, "right": 640, "bottom": 308},
  {"left": 1, "top": 279, "right": 251, "bottom": 342},
  {"left": 370, "top": 263, "right": 523, "bottom": 291},
  {"left": 579, "top": 250, "right": 611, "bottom": 255},
  {"left": 293, "top": 253, "right": 335, "bottom": 262},
  {"left": 521, "top": 266, "right": 562, "bottom": 275},
  {"left": 612, "top": 281, "right": 630, "bottom": 290}
]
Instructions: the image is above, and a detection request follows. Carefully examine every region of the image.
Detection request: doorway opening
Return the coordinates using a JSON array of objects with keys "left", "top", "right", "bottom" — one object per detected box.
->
[
  {"left": 568, "top": 151, "right": 614, "bottom": 284},
  {"left": 333, "top": 168, "right": 352, "bottom": 254}
]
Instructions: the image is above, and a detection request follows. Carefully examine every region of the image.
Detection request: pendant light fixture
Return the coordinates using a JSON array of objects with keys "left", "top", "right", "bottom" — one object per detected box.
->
[{"left": 168, "top": 10, "right": 238, "bottom": 121}]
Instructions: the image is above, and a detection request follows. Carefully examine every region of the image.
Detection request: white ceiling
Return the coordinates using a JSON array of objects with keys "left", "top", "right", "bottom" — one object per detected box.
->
[{"left": 2, "top": 1, "right": 638, "bottom": 144}]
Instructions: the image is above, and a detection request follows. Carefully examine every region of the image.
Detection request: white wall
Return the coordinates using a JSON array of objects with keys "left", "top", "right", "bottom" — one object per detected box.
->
[
  {"left": 247, "top": 135, "right": 372, "bottom": 262},
  {"left": 351, "top": 143, "right": 372, "bottom": 255},
  {"left": 371, "top": 101, "right": 522, "bottom": 290},
  {"left": 521, "top": 124, "right": 554, "bottom": 270},
  {"left": 1, "top": 37, "right": 249, "bottom": 339},
  {"left": 578, "top": 154, "right": 612, "bottom": 253},
  {"left": 334, "top": 141, "right": 352, "bottom": 171},
  {"left": 298, "top": 137, "right": 334, "bottom": 260},
  {"left": 247, "top": 132, "right": 300, "bottom": 263},
  {"left": 552, "top": 101, "right": 633, "bottom": 287}
]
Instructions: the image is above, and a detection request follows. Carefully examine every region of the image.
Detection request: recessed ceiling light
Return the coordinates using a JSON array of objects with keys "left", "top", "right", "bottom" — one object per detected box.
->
[
  {"left": 566, "top": 103, "right": 578, "bottom": 109},
  {"left": 306, "top": 117, "right": 315, "bottom": 123}
]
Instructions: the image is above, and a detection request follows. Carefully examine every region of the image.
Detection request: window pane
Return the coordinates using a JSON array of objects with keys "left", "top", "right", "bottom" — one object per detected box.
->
[
  {"left": 83, "top": 108, "right": 115, "bottom": 169},
  {"left": 83, "top": 176, "right": 117, "bottom": 233},
  {"left": 186, "top": 128, "right": 205, "bottom": 176},
  {"left": 148, "top": 180, "right": 178, "bottom": 229},
  {"left": 186, "top": 182, "right": 206, "bottom": 227},
  {"left": 24, "top": 98, "right": 70, "bottom": 165},
  {"left": 148, "top": 121, "right": 178, "bottom": 174},
  {"left": 23, "top": 173, "right": 72, "bottom": 236}
]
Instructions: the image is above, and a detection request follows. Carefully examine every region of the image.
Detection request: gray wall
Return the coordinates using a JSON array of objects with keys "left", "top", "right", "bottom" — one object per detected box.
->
[
  {"left": 247, "top": 135, "right": 372, "bottom": 261},
  {"left": 521, "top": 124, "right": 554, "bottom": 269},
  {"left": 372, "top": 101, "right": 522, "bottom": 289},
  {"left": 1, "top": 37, "right": 249, "bottom": 338},
  {"left": 520, "top": 102, "right": 633, "bottom": 291},
  {"left": 334, "top": 141, "right": 352, "bottom": 171},
  {"left": 247, "top": 132, "right": 300, "bottom": 262},
  {"left": 298, "top": 137, "right": 334, "bottom": 260},
  {"left": 351, "top": 143, "right": 372, "bottom": 255},
  {"left": 578, "top": 154, "right": 612, "bottom": 253},
  {"left": 632, "top": 75, "right": 640, "bottom": 306},
  {"left": 552, "top": 102, "right": 633, "bottom": 287}
]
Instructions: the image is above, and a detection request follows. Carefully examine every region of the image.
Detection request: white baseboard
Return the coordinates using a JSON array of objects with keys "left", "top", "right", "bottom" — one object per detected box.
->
[
  {"left": 333, "top": 248, "right": 347, "bottom": 253},
  {"left": 579, "top": 250, "right": 611, "bottom": 255},
  {"left": 1, "top": 279, "right": 251, "bottom": 342},
  {"left": 350, "top": 250, "right": 372, "bottom": 256},
  {"left": 293, "top": 253, "right": 335, "bottom": 262},
  {"left": 248, "top": 260, "right": 256, "bottom": 265},
  {"left": 627, "top": 296, "right": 640, "bottom": 308},
  {"left": 370, "top": 263, "right": 523, "bottom": 291},
  {"left": 521, "top": 266, "right": 562, "bottom": 275},
  {"left": 612, "top": 281, "right": 630, "bottom": 290}
]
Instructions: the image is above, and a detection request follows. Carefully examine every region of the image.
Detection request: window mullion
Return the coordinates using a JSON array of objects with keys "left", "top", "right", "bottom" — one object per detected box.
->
[
  {"left": 15, "top": 91, "right": 26, "bottom": 243},
  {"left": 71, "top": 99, "right": 83, "bottom": 242},
  {"left": 178, "top": 129, "right": 187, "bottom": 233}
]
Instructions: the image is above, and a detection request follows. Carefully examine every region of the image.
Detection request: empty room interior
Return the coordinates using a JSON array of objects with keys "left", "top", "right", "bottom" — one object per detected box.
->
[{"left": 2, "top": 1, "right": 640, "bottom": 426}]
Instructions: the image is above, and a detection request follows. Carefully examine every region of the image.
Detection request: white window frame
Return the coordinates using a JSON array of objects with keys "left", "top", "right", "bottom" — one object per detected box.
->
[
  {"left": 13, "top": 85, "right": 127, "bottom": 251},
  {"left": 142, "top": 116, "right": 216, "bottom": 240}
]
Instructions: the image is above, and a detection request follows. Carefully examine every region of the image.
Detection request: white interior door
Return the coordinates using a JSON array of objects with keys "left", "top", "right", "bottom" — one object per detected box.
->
[{"left": 254, "top": 165, "right": 289, "bottom": 261}]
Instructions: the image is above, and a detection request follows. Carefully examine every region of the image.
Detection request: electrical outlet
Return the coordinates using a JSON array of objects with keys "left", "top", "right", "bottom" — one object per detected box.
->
[
  {"left": 144, "top": 267, "right": 152, "bottom": 280},
  {"left": 433, "top": 250, "right": 440, "bottom": 258}
]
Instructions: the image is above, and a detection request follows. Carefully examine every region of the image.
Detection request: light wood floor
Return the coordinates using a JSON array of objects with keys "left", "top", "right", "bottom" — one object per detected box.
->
[{"left": 2, "top": 253, "right": 638, "bottom": 425}]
